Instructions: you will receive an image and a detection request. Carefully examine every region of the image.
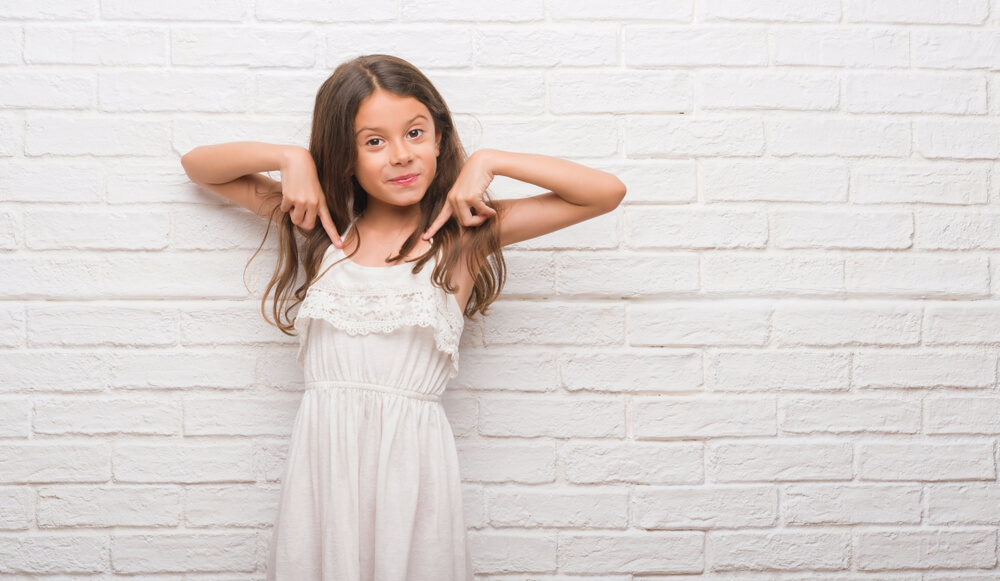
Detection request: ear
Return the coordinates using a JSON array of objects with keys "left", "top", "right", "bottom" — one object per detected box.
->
[{"left": 435, "top": 131, "right": 442, "bottom": 156}]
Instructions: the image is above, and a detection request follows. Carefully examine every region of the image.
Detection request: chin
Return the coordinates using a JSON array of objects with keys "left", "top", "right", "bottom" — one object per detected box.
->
[
  {"left": 382, "top": 193, "right": 426, "bottom": 207},
  {"left": 400, "top": 188, "right": 430, "bottom": 204}
]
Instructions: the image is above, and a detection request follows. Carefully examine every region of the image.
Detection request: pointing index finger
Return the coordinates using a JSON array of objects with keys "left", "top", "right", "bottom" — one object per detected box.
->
[
  {"left": 422, "top": 204, "right": 452, "bottom": 240},
  {"left": 318, "top": 204, "right": 342, "bottom": 248}
]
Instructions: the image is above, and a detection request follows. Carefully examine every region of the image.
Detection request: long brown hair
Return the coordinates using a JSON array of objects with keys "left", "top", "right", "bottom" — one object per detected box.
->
[{"left": 250, "top": 54, "right": 506, "bottom": 335}]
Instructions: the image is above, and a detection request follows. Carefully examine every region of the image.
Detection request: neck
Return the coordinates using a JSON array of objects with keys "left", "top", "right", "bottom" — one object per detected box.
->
[{"left": 358, "top": 196, "right": 423, "bottom": 235}]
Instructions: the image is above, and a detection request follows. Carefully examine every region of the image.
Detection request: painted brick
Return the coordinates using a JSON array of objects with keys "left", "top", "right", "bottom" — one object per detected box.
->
[
  {"left": 855, "top": 529, "right": 996, "bottom": 570},
  {"left": 172, "top": 27, "right": 316, "bottom": 70},
  {"left": 325, "top": 25, "right": 473, "bottom": 68},
  {"left": 24, "top": 25, "right": 166, "bottom": 64},
  {"left": 700, "top": 0, "right": 840, "bottom": 22},
  {"left": 708, "top": 440, "right": 853, "bottom": 482},
  {"left": 489, "top": 487, "right": 628, "bottom": 528},
  {"left": 113, "top": 443, "right": 255, "bottom": 483},
  {"left": 779, "top": 396, "right": 921, "bottom": 434},
  {"left": 771, "top": 299, "right": 921, "bottom": 347},
  {"left": 111, "top": 532, "right": 256, "bottom": 573},
  {"left": 634, "top": 484, "right": 777, "bottom": 529},
  {"left": 103, "top": 0, "right": 249, "bottom": 20},
  {"left": 479, "top": 395, "right": 625, "bottom": 437},
  {"left": 560, "top": 348, "right": 703, "bottom": 393},
  {"left": 625, "top": 25, "right": 766, "bottom": 67},
  {"left": 0, "top": 535, "right": 107, "bottom": 573},
  {"left": 0, "top": 71, "right": 94, "bottom": 109},
  {"left": 36, "top": 485, "right": 180, "bottom": 527},
  {"left": 559, "top": 532, "right": 704, "bottom": 574},
  {"left": 634, "top": 395, "right": 777, "bottom": 438},
  {"left": 711, "top": 350, "right": 851, "bottom": 392},
  {"left": 34, "top": 397, "right": 179, "bottom": 435},
  {"left": 854, "top": 163, "right": 989, "bottom": 204},
  {"left": 710, "top": 530, "right": 851, "bottom": 571},
  {"left": 702, "top": 160, "right": 849, "bottom": 203},
  {"left": 853, "top": 350, "right": 995, "bottom": 389},
  {"left": 783, "top": 483, "right": 922, "bottom": 525},
  {"left": 26, "top": 208, "right": 169, "bottom": 249},
  {"left": 561, "top": 441, "right": 703, "bottom": 484},
  {"left": 845, "top": 0, "right": 988, "bottom": 24},
  {"left": 474, "top": 24, "right": 616, "bottom": 67},
  {"left": 857, "top": 441, "right": 995, "bottom": 481}
]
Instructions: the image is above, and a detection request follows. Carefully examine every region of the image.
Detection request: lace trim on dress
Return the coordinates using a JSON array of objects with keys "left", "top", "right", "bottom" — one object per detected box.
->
[{"left": 294, "top": 282, "right": 465, "bottom": 378}]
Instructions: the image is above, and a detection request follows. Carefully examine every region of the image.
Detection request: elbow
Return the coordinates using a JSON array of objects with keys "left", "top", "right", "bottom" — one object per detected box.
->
[
  {"left": 614, "top": 179, "right": 627, "bottom": 204},
  {"left": 602, "top": 178, "right": 627, "bottom": 213},
  {"left": 180, "top": 150, "right": 193, "bottom": 173},
  {"left": 179, "top": 148, "right": 202, "bottom": 181}
]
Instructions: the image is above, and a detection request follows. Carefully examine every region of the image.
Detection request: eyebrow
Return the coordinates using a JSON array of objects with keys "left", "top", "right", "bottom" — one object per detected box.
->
[{"left": 356, "top": 114, "right": 429, "bottom": 137}]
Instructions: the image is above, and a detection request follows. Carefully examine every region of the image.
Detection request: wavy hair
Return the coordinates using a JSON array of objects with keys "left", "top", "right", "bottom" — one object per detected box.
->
[{"left": 250, "top": 54, "right": 506, "bottom": 335}]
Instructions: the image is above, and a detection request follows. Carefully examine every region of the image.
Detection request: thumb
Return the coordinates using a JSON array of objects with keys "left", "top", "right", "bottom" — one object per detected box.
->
[{"left": 473, "top": 197, "right": 498, "bottom": 218}]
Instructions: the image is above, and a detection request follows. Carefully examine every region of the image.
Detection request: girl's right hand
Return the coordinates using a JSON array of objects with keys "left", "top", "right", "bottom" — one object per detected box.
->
[{"left": 279, "top": 147, "right": 343, "bottom": 248}]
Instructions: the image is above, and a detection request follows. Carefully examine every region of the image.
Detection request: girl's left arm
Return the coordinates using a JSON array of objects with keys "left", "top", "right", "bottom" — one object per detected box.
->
[{"left": 424, "top": 148, "right": 627, "bottom": 247}]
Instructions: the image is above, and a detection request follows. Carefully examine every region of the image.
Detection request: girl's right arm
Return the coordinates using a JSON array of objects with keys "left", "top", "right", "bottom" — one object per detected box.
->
[{"left": 180, "top": 142, "right": 343, "bottom": 246}]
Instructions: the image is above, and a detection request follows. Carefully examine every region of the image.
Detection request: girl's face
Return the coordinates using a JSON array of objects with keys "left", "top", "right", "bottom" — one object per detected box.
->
[{"left": 352, "top": 89, "right": 442, "bottom": 210}]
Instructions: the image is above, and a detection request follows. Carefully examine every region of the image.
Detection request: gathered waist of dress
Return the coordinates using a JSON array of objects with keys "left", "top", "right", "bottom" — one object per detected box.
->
[{"left": 304, "top": 379, "right": 442, "bottom": 403}]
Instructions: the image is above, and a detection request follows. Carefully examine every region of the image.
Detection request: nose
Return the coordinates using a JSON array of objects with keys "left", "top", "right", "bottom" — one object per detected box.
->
[{"left": 389, "top": 139, "right": 413, "bottom": 165}]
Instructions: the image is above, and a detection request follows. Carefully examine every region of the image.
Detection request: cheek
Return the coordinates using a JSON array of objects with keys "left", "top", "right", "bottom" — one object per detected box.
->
[{"left": 355, "top": 157, "right": 379, "bottom": 180}]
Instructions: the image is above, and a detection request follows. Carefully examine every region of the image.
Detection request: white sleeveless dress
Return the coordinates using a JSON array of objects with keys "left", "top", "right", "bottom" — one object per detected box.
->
[{"left": 266, "top": 231, "right": 472, "bottom": 581}]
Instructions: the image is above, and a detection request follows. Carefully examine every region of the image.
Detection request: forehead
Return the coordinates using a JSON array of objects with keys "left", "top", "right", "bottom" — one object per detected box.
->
[{"left": 354, "top": 90, "right": 432, "bottom": 135}]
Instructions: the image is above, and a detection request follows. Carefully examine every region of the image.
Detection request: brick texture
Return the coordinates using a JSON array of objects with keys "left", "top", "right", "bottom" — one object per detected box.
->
[{"left": 2, "top": 0, "right": 1000, "bottom": 577}]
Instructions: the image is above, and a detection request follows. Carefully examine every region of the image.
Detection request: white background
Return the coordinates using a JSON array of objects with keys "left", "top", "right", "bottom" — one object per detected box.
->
[{"left": 2, "top": 0, "right": 1000, "bottom": 577}]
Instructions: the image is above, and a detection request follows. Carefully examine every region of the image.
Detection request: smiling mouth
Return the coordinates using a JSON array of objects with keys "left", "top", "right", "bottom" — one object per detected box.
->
[{"left": 389, "top": 174, "right": 418, "bottom": 185}]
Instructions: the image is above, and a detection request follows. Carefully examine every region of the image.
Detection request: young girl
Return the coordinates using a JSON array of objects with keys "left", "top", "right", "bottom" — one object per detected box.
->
[{"left": 180, "top": 54, "right": 625, "bottom": 581}]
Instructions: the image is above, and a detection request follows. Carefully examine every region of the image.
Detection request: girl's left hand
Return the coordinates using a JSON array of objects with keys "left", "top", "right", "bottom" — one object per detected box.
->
[{"left": 422, "top": 149, "right": 499, "bottom": 240}]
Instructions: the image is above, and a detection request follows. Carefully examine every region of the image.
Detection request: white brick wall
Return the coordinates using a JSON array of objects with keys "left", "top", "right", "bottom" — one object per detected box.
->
[{"left": 1, "top": 0, "right": 1000, "bottom": 578}]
